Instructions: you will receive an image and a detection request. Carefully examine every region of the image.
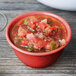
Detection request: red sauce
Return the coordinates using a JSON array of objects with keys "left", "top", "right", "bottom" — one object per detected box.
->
[{"left": 10, "top": 15, "right": 66, "bottom": 52}]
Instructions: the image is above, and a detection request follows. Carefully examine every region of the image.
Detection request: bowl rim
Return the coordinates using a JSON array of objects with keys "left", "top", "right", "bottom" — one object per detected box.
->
[{"left": 6, "top": 11, "right": 72, "bottom": 56}]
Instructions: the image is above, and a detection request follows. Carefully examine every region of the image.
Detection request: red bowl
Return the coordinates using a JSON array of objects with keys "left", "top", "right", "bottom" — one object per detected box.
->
[{"left": 6, "top": 11, "right": 72, "bottom": 68}]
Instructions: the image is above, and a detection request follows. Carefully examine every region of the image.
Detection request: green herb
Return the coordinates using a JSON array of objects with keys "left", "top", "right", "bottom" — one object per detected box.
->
[
  {"left": 52, "top": 30, "right": 55, "bottom": 33},
  {"left": 14, "top": 37, "right": 22, "bottom": 41},
  {"left": 60, "top": 34, "right": 62, "bottom": 37},
  {"left": 47, "top": 19, "right": 52, "bottom": 24},
  {"left": 31, "top": 29, "right": 35, "bottom": 32},
  {"left": 22, "top": 29, "right": 25, "bottom": 32},
  {"left": 36, "top": 26, "right": 38, "bottom": 28},
  {"left": 28, "top": 44, "right": 34, "bottom": 51},
  {"left": 24, "top": 45, "right": 28, "bottom": 48},
  {"left": 27, "top": 26, "right": 35, "bottom": 32},
  {"left": 16, "top": 33, "right": 18, "bottom": 36},
  {"left": 27, "top": 49, "right": 32, "bottom": 52},
  {"left": 50, "top": 41, "right": 56, "bottom": 50},
  {"left": 14, "top": 37, "right": 22, "bottom": 44},
  {"left": 24, "top": 19, "right": 28, "bottom": 25},
  {"left": 27, "top": 26, "right": 30, "bottom": 29},
  {"left": 38, "top": 40, "right": 42, "bottom": 44}
]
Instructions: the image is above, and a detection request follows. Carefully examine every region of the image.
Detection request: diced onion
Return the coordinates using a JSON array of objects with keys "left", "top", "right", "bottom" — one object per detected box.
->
[
  {"left": 41, "top": 19, "right": 47, "bottom": 23},
  {"left": 26, "top": 33, "right": 34, "bottom": 39},
  {"left": 59, "top": 39, "right": 66, "bottom": 46},
  {"left": 35, "top": 33, "right": 44, "bottom": 38},
  {"left": 45, "top": 50, "right": 50, "bottom": 52},
  {"left": 38, "top": 33, "right": 44, "bottom": 38}
]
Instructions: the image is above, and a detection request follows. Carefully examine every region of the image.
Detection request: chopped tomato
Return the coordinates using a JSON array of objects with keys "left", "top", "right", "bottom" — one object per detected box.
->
[
  {"left": 36, "top": 39, "right": 47, "bottom": 49},
  {"left": 44, "top": 26, "right": 57, "bottom": 35},
  {"left": 30, "top": 16, "right": 37, "bottom": 24},
  {"left": 21, "top": 39, "right": 28, "bottom": 45},
  {"left": 44, "top": 26, "right": 51, "bottom": 35},
  {"left": 29, "top": 24, "right": 36, "bottom": 29},
  {"left": 39, "top": 22, "right": 47, "bottom": 30},
  {"left": 51, "top": 26, "right": 56, "bottom": 31},
  {"left": 50, "top": 26, "right": 57, "bottom": 36},
  {"left": 30, "top": 38, "right": 46, "bottom": 49},
  {"left": 30, "top": 37, "right": 38, "bottom": 44},
  {"left": 18, "top": 26, "right": 27, "bottom": 37},
  {"left": 28, "top": 16, "right": 37, "bottom": 29},
  {"left": 45, "top": 43, "right": 51, "bottom": 50}
]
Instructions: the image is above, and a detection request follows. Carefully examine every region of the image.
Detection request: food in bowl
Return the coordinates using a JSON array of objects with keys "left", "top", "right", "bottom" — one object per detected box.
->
[
  {"left": 6, "top": 11, "right": 71, "bottom": 68},
  {"left": 10, "top": 15, "right": 66, "bottom": 53}
]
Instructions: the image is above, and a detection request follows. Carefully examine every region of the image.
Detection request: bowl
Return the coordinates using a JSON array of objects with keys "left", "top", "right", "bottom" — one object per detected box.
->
[
  {"left": 6, "top": 11, "right": 72, "bottom": 68},
  {"left": 37, "top": 0, "right": 76, "bottom": 11}
]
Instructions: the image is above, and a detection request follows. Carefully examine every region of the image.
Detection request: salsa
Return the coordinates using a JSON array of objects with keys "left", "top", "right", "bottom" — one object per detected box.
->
[{"left": 10, "top": 15, "right": 66, "bottom": 52}]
